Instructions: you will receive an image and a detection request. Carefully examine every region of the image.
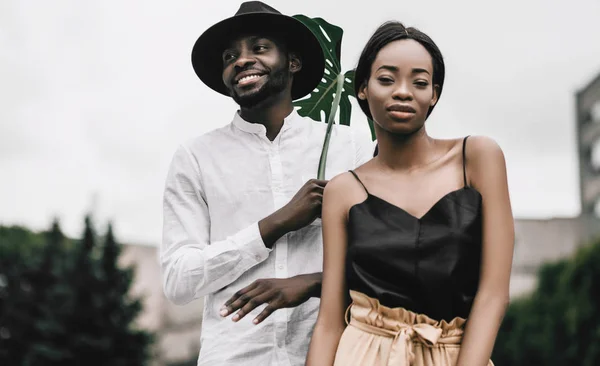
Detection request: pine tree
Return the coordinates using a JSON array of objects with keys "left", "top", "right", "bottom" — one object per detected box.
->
[
  {"left": 0, "top": 225, "right": 45, "bottom": 364},
  {"left": 0, "top": 217, "right": 154, "bottom": 365},
  {"left": 24, "top": 220, "right": 71, "bottom": 366},
  {"left": 98, "top": 223, "right": 153, "bottom": 365},
  {"left": 62, "top": 217, "right": 153, "bottom": 366},
  {"left": 0, "top": 221, "right": 69, "bottom": 365}
]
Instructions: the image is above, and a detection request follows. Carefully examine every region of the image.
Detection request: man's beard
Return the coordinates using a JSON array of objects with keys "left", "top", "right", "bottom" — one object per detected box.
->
[{"left": 231, "top": 67, "right": 289, "bottom": 109}]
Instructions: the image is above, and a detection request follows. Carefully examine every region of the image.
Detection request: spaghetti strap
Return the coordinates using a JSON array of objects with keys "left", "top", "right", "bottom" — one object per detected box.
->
[
  {"left": 462, "top": 136, "right": 470, "bottom": 187},
  {"left": 349, "top": 170, "right": 369, "bottom": 194}
]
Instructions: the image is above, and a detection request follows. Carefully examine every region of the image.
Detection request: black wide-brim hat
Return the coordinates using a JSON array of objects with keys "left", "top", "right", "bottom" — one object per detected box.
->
[{"left": 191, "top": 1, "right": 325, "bottom": 100}]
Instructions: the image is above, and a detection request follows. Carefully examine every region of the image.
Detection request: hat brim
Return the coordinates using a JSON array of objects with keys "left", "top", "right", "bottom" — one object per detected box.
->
[{"left": 191, "top": 13, "right": 324, "bottom": 101}]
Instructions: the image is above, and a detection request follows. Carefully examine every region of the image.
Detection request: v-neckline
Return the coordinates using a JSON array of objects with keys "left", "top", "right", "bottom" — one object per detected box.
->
[{"left": 351, "top": 186, "right": 481, "bottom": 221}]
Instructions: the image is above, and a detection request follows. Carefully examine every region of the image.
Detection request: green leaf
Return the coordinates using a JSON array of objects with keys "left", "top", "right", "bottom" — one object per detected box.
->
[
  {"left": 317, "top": 72, "right": 345, "bottom": 179},
  {"left": 292, "top": 15, "right": 355, "bottom": 126},
  {"left": 291, "top": 16, "right": 376, "bottom": 178},
  {"left": 339, "top": 70, "right": 355, "bottom": 127}
]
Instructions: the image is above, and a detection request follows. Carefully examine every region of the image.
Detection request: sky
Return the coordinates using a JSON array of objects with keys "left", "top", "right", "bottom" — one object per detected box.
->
[{"left": 1, "top": 0, "right": 600, "bottom": 245}]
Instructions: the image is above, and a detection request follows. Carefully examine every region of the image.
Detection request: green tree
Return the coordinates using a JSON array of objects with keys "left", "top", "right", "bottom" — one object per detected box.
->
[
  {"left": 63, "top": 217, "right": 153, "bottom": 366},
  {"left": 97, "top": 223, "right": 153, "bottom": 365},
  {"left": 0, "top": 218, "right": 154, "bottom": 365},
  {"left": 493, "top": 236, "right": 600, "bottom": 365},
  {"left": 0, "top": 221, "right": 70, "bottom": 365},
  {"left": 0, "top": 225, "right": 47, "bottom": 364}
]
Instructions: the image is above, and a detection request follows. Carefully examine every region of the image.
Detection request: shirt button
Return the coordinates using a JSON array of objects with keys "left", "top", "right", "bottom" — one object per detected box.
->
[
  {"left": 278, "top": 264, "right": 284, "bottom": 270},
  {"left": 255, "top": 255, "right": 262, "bottom": 261},
  {"left": 273, "top": 186, "right": 280, "bottom": 193}
]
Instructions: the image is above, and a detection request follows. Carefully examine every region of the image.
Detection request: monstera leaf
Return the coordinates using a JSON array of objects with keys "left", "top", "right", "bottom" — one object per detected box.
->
[
  {"left": 292, "top": 16, "right": 354, "bottom": 126},
  {"left": 292, "top": 15, "right": 375, "bottom": 179}
]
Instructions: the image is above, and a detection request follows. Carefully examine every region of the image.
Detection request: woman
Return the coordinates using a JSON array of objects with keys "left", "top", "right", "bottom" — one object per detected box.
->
[{"left": 305, "top": 22, "right": 514, "bottom": 366}]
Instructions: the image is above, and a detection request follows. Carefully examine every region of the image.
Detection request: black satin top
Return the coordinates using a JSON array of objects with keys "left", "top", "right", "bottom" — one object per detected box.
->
[{"left": 346, "top": 136, "right": 483, "bottom": 322}]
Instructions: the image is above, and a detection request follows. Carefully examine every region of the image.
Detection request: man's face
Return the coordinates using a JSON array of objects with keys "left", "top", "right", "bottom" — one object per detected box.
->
[{"left": 221, "top": 35, "right": 296, "bottom": 108}]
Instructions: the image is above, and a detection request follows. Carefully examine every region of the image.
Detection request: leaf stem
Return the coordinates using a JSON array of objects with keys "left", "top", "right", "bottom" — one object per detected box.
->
[{"left": 317, "top": 73, "right": 345, "bottom": 180}]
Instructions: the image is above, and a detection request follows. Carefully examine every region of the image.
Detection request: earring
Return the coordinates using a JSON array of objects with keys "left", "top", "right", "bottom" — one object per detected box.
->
[{"left": 358, "top": 93, "right": 366, "bottom": 100}]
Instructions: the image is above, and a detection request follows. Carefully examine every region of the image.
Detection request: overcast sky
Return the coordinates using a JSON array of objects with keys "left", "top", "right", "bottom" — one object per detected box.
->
[{"left": 1, "top": 0, "right": 600, "bottom": 245}]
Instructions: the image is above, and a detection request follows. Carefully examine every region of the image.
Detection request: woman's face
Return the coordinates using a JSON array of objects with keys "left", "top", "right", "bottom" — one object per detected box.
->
[{"left": 360, "top": 39, "right": 439, "bottom": 136}]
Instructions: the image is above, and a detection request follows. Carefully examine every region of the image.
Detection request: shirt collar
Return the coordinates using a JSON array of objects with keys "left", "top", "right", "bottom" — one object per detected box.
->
[{"left": 232, "top": 109, "right": 299, "bottom": 135}]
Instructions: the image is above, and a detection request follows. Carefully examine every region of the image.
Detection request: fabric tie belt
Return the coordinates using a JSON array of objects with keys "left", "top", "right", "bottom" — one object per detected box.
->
[{"left": 348, "top": 317, "right": 462, "bottom": 365}]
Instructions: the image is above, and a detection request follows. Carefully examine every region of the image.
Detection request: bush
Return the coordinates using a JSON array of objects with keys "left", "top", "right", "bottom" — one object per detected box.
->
[
  {"left": 0, "top": 218, "right": 154, "bottom": 366},
  {"left": 493, "top": 236, "right": 600, "bottom": 365}
]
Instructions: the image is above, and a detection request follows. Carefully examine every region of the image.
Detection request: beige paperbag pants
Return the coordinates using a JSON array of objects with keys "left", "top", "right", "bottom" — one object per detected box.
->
[{"left": 333, "top": 291, "right": 494, "bottom": 366}]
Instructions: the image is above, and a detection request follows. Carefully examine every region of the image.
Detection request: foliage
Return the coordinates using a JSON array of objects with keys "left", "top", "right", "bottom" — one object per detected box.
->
[
  {"left": 493, "top": 236, "right": 600, "bottom": 365},
  {"left": 0, "top": 218, "right": 154, "bottom": 366},
  {"left": 293, "top": 16, "right": 375, "bottom": 178}
]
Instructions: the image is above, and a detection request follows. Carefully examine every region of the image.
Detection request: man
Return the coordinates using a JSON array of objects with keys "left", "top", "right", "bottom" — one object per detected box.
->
[{"left": 161, "top": 2, "right": 374, "bottom": 365}]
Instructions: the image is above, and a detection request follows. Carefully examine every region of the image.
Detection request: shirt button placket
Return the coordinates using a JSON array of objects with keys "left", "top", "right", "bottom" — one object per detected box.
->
[{"left": 269, "top": 144, "right": 290, "bottom": 365}]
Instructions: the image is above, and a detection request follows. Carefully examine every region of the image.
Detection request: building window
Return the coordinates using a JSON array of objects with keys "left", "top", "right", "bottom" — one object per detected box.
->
[
  {"left": 592, "top": 139, "right": 600, "bottom": 171},
  {"left": 591, "top": 100, "right": 600, "bottom": 123}
]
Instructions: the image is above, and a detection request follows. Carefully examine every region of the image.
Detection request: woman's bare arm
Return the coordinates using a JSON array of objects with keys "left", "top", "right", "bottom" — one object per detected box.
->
[
  {"left": 305, "top": 173, "right": 356, "bottom": 366},
  {"left": 456, "top": 136, "right": 515, "bottom": 366}
]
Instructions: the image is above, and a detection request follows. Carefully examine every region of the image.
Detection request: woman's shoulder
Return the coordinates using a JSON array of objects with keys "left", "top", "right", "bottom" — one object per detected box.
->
[
  {"left": 462, "top": 135, "right": 507, "bottom": 190},
  {"left": 432, "top": 135, "right": 503, "bottom": 163},
  {"left": 326, "top": 170, "right": 368, "bottom": 196},
  {"left": 324, "top": 166, "right": 374, "bottom": 212},
  {"left": 463, "top": 135, "right": 505, "bottom": 162}
]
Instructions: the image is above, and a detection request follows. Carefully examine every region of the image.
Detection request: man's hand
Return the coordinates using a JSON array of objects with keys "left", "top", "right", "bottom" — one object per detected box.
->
[
  {"left": 220, "top": 273, "right": 322, "bottom": 324},
  {"left": 279, "top": 179, "right": 328, "bottom": 230},
  {"left": 259, "top": 179, "right": 328, "bottom": 248}
]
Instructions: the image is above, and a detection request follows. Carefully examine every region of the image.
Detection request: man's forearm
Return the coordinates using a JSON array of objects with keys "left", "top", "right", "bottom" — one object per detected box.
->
[
  {"left": 295, "top": 272, "right": 322, "bottom": 298},
  {"left": 161, "top": 224, "right": 271, "bottom": 305},
  {"left": 259, "top": 210, "right": 291, "bottom": 249}
]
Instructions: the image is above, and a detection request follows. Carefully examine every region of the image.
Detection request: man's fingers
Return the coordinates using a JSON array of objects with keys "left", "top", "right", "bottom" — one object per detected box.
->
[
  {"left": 232, "top": 292, "right": 273, "bottom": 322},
  {"left": 252, "top": 304, "right": 277, "bottom": 325},
  {"left": 223, "top": 281, "right": 258, "bottom": 308},
  {"left": 221, "top": 286, "right": 261, "bottom": 317},
  {"left": 252, "top": 293, "right": 286, "bottom": 324},
  {"left": 309, "top": 179, "right": 329, "bottom": 187},
  {"left": 311, "top": 192, "right": 323, "bottom": 200}
]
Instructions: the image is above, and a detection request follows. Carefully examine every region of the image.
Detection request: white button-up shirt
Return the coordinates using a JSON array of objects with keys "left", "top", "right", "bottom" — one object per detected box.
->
[{"left": 161, "top": 110, "right": 374, "bottom": 366}]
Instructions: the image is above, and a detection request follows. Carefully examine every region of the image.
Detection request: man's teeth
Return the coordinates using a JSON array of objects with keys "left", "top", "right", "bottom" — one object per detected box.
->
[{"left": 239, "top": 75, "right": 261, "bottom": 83}]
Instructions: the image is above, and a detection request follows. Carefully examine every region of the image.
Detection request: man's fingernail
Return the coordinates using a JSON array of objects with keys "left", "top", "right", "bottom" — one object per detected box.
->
[
  {"left": 253, "top": 319, "right": 259, "bottom": 324},
  {"left": 232, "top": 314, "right": 239, "bottom": 321},
  {"left": 220, "top": 309, "right": 228, "bottom": 317}
]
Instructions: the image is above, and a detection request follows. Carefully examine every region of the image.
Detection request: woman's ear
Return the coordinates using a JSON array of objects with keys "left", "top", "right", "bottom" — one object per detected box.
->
[
  {"left": 358, "top": 83, "right": 368, "bottom": 100},
  {"left": 430, "top": 84, "right": 440, "bottom": 107}
]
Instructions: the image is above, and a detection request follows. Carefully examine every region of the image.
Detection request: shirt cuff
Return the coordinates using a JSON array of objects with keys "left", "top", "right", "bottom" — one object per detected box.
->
[{"left": 234, "top": 221, "right": 272, "bottom": 262}]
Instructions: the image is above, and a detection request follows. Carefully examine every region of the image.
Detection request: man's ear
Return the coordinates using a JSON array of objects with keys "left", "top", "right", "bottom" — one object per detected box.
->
[{"left": 289, "top": 52, "right": 302, "bottom": 74}]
